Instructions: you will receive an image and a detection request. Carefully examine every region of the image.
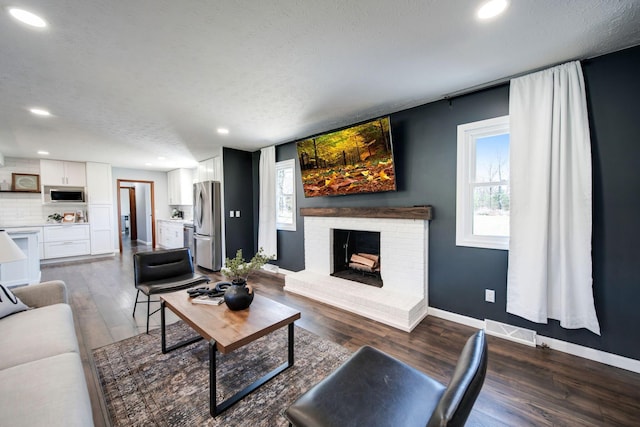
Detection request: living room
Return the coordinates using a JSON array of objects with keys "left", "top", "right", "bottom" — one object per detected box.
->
[{"left": 1, "top": 1, "right": 640, "bottom": 426}]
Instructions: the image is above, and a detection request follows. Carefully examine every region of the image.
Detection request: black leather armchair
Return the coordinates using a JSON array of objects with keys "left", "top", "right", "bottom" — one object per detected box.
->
[
  {"left": 132, "top": 248, "right": 210, "bottom": 333},
  {"left": 285, "top": 330, "right": 488, "bottom": 427}
]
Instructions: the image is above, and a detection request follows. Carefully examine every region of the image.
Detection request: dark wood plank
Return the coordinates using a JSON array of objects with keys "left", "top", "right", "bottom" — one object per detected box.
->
[
  {"left": 41, "top": 242, "right": 640, "bottom": 427},
  {"left": 161, "top": 292, "right": 300, "bottom": 353},
  {"left": 300, "top": 205, "right": 433, "bottom": 220}
]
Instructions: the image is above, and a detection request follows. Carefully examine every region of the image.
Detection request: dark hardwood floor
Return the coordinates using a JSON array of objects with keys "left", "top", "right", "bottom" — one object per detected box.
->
[{"left": 41, "top": 241, "right": 640, "bottom": 426}]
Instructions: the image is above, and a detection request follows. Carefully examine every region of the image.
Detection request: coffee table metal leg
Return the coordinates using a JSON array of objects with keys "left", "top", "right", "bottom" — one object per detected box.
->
[
  {"left": 210, "top": 339, "right": 218, "bottom": 417},
  {"left": 210, "top": 322, "right": 296, "bottom": 417},
  {"left": 160, "top": 301, "right": 203, "bottom": 354},
  {"left": 288, "top": 322, "right": 294, "bottom": 365}
]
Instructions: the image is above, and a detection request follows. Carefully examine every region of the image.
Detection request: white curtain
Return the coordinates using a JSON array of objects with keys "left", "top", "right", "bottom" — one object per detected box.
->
[
  {"left": 258, "top": 146, "right": 278, "bottom": 258},
  {"left": 507, "top": 61, "right": 600, "bottom": 335}
]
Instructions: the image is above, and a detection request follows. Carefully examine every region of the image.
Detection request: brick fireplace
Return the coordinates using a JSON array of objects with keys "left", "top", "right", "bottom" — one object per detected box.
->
[{"left": 284, "top": 207, "right": 432, "bottom": 331}]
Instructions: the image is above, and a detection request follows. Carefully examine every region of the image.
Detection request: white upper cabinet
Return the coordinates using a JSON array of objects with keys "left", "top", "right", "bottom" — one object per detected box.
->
[
  {"left": 40, "top": 160, "right": 86, "bottom": 187},
  {"left": 196, "top": 156, "right": 222, "bottom": 183},
  {"left": 168, "top": 168, "right": 194, "bottom": 205},
  {"left": 85, "top": 162, "right": 113, "bottom": 204}
]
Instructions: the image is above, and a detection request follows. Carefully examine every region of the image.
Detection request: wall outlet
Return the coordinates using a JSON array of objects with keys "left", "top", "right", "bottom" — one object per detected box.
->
[
  {"left": 229, "top": 210, "right": 235, "bottom": 218},
  {"left": 235, "top": 210, "right": 241, "bottom": 217},
  {"left": 485, "top": 289, "right": 495, "bottom": 303}
]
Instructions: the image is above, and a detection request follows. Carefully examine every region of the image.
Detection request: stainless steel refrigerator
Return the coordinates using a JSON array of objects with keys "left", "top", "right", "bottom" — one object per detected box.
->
[{"left": 193, "top": 181, "right": 222, "bottom": 271}]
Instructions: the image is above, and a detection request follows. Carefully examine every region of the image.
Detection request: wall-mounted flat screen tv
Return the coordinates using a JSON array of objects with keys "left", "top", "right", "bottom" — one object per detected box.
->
[{"left": 296, "top": 116, "right": 396, "bottom": 197}]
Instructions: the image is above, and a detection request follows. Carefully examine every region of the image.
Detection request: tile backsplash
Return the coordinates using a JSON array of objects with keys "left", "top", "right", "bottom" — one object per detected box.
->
[
  {"left": 0, "top": 157, "right": 47, "bottom": 226},
  {"left": 0, "top": 157, "right": 40, "bottom": 188}
]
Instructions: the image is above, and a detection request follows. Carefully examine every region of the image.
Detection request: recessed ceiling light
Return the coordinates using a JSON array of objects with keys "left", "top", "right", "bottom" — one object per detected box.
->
[
  {"left": 8, "top": 8, "right": 48, "bottom": 28},
  {"left": 477, "top": 0, "right": 509, "bottom": 20},
  {"left": 37, "top": 150, "right": 49, "bottom": 155},
  {"left": 29, "top": 108, "right": 51, "bottom": 116},
  {"left": 217, "top": 128, "right": 229, "bottom": 135},
  {"left": 157, "top": 156, "right": 166, "bottom": 161},
  {"left": 145, "top": 163, "right": 153, "bottom": 166}
]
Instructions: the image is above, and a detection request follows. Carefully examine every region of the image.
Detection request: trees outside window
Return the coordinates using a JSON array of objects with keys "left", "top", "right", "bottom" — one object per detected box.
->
[
  {"left": 456, "top": 116, "right": 510, "bottom": 250},
  {"left": 276, "top": 159, "right": 296, "bottom": 231}
]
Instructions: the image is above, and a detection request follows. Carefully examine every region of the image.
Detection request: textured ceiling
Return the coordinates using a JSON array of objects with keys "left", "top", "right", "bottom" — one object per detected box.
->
[{"left": 1, "top": 0, "right": 639, "bottom": 171}]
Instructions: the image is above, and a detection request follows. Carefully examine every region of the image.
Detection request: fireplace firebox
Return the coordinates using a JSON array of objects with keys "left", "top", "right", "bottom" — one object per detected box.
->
[{"left": 332, "top": 229, "right": 382, "bottom": 287}]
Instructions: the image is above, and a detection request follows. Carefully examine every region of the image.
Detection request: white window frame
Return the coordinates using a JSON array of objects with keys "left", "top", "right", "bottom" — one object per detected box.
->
[
  {"left": 275, "top": 159, "right": 296, "bottom": 231},
  {"left": 456, "top": 115, "right": 510, "bottom": 250}
]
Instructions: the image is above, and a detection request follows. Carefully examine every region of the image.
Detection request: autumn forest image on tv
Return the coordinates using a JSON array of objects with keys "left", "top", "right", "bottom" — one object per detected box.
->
[{"left": 296, "top": 117, "right": 396, "bottom": 197}]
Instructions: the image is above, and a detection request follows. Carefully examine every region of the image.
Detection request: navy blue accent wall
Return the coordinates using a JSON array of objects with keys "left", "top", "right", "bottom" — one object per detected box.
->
[
  {"left": 272, "top": 144, "right": 306, "bottom": 271},
  {"left": 254, "top": 45, "right": 640, "bottom": 360},
  {"left": 582, "top": 46, "right": 640, "bottom": 358},
  {"left": 223, "top": 147, "right": 255, "bottom": 260}
]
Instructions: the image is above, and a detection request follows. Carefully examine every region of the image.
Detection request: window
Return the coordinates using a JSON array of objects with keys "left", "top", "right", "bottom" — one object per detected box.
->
[
  {"left": 275, "top": 159, "right": 296, "bottom": 231},
  {"left": 456, "top": 115, "right": 510, "bottom": 250}
]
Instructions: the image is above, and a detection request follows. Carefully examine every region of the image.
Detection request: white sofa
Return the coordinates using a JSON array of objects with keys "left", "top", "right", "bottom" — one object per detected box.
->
[{"left": 0, "top": 281, "right": 94, "bottom": 427}]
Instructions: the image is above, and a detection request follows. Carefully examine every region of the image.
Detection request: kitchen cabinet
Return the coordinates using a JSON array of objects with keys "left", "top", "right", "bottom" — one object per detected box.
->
[
  {"left": 43, "top": 224, "right": 90, "bottom": 259},
  {"left": 168, "top": 168, "right": 194, "bottom": 205},
  {"left": 88, "top": 205, "right": 114, "bottom": 255},
  {"left": 0, "top": 229, "right": 41, "bottom": 287},
  {"left": 157, "top": 220, "right": 184, "bottom": 249},
  {"left": 196, "top": 157, "right": 222, "bottom": 183},
  {"left": 85, "top": 162, "right": 113, "bottom": 204},
  {"left": 86, "top": 162, "right": 115, "bottom": 255},
  {"left": 40, "top": 160, "right": 86, "bottom": 187}
]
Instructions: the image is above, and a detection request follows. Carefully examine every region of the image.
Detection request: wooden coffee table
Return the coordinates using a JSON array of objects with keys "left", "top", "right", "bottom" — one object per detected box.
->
[{"left": 159, "top": 291, "right": 301, "bottom": 417}]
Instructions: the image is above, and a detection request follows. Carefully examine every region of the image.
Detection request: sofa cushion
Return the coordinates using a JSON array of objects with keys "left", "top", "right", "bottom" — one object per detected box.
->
[
  {"left": 0, "top": 352, "right": 93, "bottom": 427},
  {"left": 0, "top": 284, "right": 29, "bottom": 319},
  {"left": 0, "top": 303, "right": 79, "bottom": 370}
]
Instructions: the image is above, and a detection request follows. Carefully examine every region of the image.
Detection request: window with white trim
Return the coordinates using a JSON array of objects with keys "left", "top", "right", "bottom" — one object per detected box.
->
[
  {"left": 456, "top": 115, "right": 510, "bottom": 250},
  {"left": 276, "top": 159, "right": 296, "bottom": 231}
]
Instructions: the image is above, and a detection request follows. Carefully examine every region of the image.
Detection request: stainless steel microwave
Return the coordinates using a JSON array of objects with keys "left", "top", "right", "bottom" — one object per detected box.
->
[{"left": 48, "top": 188, "right": 85, "bottom": 202}]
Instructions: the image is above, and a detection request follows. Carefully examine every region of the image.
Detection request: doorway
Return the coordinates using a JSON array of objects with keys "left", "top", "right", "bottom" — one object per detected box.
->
[
  {"left": 120, "top": 187, "right": 138, "bottom": 241},
  {"left": 117, "top": 179, "right": 156, "bottom": 253}
]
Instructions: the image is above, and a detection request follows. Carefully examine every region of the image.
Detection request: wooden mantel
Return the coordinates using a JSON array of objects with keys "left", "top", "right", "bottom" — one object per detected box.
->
[{"left": 300, "top": 206, "right": 433, "bottom": 220}]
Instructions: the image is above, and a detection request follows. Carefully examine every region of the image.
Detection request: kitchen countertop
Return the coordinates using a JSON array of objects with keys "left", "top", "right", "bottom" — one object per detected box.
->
[
  {"left": 5, "top": 229, "right": 41, "bottom": 234},
  {"left": 158, "top": 218, "right": 193, "bottom": 225},
  {"left": 1, "top": 223, "right": 91, "bottom": 229}
]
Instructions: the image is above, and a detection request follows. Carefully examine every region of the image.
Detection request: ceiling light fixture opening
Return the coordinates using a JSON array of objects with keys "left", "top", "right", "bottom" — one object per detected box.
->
[
  {"left": 37, "top": 150, "right": 49, "bottom": 155},
  {"left": 217, "top": 128, "right": 229, "bottom": 135},
  {"left": 29, "top": 108, "right": 51, "bottom": 116},
  {"left": 477, "top": 0, "right": 509, "bottom": 20},
  {"left": 8, "top": 7, "right": 48, "bottom": 28}
]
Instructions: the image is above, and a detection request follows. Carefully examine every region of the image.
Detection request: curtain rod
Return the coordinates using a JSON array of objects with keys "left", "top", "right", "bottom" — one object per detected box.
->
[{"left": 442, "top": 58, "right": 581, "bottom": 100}]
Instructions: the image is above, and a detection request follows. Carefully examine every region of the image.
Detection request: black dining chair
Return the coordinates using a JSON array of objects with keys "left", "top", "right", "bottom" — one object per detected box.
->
[{"left": 132, "top": 248, "right": 210, "bottom": 333}]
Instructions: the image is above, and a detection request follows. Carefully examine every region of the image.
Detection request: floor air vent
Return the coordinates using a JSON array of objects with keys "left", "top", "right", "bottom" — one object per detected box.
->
[{"left": 484, "top": 319, "right": 537, "bottom": 347}]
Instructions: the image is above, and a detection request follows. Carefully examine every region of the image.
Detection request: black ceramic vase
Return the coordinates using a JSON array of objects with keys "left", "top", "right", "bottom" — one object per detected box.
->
[{"left": 223, "top": 279, "right": 254, "bottom": 310}]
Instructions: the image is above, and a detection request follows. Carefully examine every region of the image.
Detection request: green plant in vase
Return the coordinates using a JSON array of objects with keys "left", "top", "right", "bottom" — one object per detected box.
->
[
  {"left": 47, "top": 213, "right": 63, "bottom": 223},
  {"left": 220, "top": 248, "right": 275, "bottom": 310},
  {"left": 222, "top": 247, "right": 274, "bottom": 284}
]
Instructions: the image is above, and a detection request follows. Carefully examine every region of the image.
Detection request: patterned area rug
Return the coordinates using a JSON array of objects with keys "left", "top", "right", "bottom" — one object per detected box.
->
[{"left": 93, "top": 321, "right": 351, "bottom": 426}]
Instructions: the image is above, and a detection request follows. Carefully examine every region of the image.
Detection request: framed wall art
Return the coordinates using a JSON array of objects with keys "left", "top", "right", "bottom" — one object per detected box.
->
[{"left": 11, "top": 173, "right": 40, "bottom": 192}]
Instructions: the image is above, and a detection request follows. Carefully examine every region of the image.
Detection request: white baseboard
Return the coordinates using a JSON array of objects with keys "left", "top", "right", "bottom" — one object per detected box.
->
[
  {"left": 428, "top": 307, "right": 485, "bottom": 329},
  {"left": 428, "top": 307, "right": 640, "bottom": 374}
]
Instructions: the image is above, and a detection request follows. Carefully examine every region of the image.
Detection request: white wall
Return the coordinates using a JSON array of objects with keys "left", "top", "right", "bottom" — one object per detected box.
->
[
  {"left": 134, "top": 183, "right": 152, "bottom": 244},
  {"left": 119, "top": 188, "right": 130, "bottom": 215}
]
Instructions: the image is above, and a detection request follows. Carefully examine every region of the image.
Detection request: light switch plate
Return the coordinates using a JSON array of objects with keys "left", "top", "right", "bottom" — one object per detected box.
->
[{"left": 485, "top": 289, "right": 495, "bottom": 303}]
